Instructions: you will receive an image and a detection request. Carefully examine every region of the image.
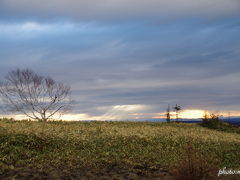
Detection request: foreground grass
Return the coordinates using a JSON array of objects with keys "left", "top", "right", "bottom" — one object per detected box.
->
[{"left": 0, "top": 119, "right": 240, "bottom": 179}]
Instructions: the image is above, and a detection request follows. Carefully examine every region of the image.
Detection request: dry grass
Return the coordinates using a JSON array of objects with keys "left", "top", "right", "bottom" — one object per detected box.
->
[
  {"left": 0, "top": 119, "right": 240, "bottom": 179},
  {"left": 171, "top": 143, "right": 219, "bottom": 180}
]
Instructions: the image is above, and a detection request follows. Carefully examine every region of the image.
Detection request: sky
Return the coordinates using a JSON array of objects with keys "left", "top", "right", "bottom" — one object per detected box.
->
[{"left": 0, "top": 0, "right": 240, "bottom": 120}]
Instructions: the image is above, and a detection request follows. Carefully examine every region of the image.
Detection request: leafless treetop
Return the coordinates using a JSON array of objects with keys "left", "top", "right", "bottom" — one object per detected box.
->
[{"left": 0, "top": 69, "right": 71, "bottom": 121}]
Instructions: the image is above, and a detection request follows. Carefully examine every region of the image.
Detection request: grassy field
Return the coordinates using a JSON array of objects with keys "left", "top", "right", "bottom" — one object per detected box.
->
[{"left": 0, "top": 119, "right": 240, "bottom": 179}]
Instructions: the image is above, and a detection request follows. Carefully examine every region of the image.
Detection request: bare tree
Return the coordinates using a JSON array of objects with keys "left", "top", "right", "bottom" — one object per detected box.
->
[
  {"left": 0, "top": 69, "right": 71, "bottom": 121},
  {"left": 173, "top": 104, "right": 181, "bottom": 122}
]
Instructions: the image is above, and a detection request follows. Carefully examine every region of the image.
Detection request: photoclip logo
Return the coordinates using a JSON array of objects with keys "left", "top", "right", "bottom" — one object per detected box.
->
[{"left": 218, "top": 167, "right": 240, "bottom": 176}]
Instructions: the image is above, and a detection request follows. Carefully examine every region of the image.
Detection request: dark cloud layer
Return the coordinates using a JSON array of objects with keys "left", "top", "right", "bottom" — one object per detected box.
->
[{"left": 1, "top": 0, "right": 240, "bottom": 21}]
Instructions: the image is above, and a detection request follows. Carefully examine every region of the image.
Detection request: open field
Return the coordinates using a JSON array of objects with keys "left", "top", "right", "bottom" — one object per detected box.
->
[{"left": 0, "top": 119, "right": 240, "bottom": 179}]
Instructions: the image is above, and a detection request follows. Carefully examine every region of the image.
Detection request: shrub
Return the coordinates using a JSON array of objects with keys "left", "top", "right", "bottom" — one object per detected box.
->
[
  {"left": 201, "top": 113, "right": 240, "bottom": 134},
  {"left": 171, "top": 143, "right": 219, "bottom": 180},
  {"left": 201, "top": 114, "right": 222, "bottom": 127}
]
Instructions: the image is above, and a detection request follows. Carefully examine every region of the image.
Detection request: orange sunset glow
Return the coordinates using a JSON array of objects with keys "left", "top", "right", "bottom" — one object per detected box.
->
[{"left": 179, "top": 109, "right": 206, "bottom": 119}]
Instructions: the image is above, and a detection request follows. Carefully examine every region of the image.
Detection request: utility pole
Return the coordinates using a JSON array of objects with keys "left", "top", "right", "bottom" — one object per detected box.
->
[
  {"left": 173, "top": 104, "right": 181, "bottom": 122},
  {"left": 166, "top": 104, "right": 171, "bottom": 123}
]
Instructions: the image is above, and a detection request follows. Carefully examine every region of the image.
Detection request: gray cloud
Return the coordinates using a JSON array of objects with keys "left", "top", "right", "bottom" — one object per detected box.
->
[
  {"left": 0, "top": 17, "right": 240, "bottom": 119},
  {"left": 0, "top": 0, "right": 240, "bottom": 21}
]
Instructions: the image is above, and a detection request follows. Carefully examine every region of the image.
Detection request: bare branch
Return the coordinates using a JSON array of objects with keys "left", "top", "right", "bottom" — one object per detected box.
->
[{"left": 0, "top": 69, "right": 72, "bottom": 121}]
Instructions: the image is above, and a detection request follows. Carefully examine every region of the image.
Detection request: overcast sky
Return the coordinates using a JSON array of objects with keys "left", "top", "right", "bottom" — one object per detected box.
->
[{"left": 0, "top": 0, "right": 240, "bottom": 120}]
